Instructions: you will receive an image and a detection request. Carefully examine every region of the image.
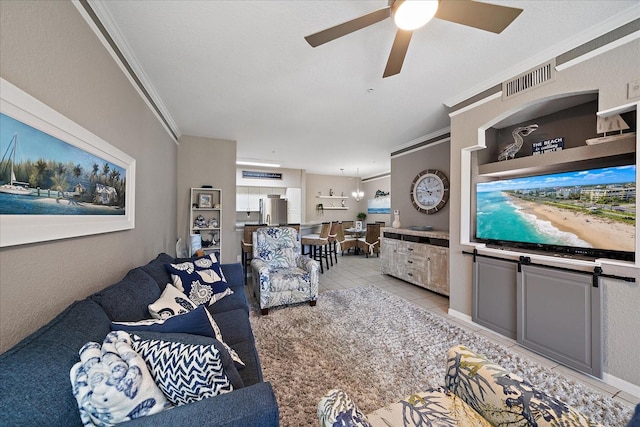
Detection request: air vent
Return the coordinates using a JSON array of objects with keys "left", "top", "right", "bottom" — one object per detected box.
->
[{"left": 502, "top": 60, "right": 555, "bottom": 100}]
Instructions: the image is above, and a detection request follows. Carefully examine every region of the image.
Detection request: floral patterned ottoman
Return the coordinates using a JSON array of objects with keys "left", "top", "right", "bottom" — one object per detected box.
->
[{"left": 318, "top": 345, "right": 602, "bottom": 427}]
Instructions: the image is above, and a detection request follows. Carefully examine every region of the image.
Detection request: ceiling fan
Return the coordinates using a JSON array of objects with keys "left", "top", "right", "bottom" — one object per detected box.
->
[{"left": 304, "top": 0, "right": 523, "bottom": 78}]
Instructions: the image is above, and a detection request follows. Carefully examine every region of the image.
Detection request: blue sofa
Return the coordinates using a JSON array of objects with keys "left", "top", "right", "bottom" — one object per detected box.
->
[{"left": 0, "top": 253, "right": 279, "bottom": 426}]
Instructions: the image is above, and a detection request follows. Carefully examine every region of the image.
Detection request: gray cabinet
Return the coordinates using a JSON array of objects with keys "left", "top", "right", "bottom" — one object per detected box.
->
[
  {"left": 472, "top": 255, "right": 602, "bottom": 378},
  {"left": 518, "top": 264, "right": 602, "bottom": 378},
  {"left": 472, "top": 256, "right": 517, "bottom": 339}
]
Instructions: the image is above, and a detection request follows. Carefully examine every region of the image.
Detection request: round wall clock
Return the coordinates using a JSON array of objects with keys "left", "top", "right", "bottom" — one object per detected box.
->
[{"left": 410, "top": 169, "right": 449, "bottom": 214}]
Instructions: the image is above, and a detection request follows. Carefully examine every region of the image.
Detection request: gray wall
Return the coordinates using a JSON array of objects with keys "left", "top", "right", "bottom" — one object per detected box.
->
[
  {"left": 449, "top": 40, "right": 640, "bottom": 386},
  {"left": 177, "top": 135, "right": 237, "bottom": 264},
  {"left": 391, "top": 140, "right": 450, "bottom": 231},
  {"left": 0, "top": 1, "right": 177, "bottom": 353}
]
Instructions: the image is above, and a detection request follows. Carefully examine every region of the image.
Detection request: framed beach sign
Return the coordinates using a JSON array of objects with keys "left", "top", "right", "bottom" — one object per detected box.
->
[{"left": 0, "top": 78, "right": 135, "bottom": 247}]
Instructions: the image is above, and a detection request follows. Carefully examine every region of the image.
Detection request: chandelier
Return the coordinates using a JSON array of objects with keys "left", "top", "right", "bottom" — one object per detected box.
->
[{"left": 352, "top": 168, "right": 364, "bottom": 202}]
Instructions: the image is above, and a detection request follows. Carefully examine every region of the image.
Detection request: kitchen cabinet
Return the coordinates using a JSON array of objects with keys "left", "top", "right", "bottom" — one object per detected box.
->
[{"left": 236, "top": 186, "right": 284, "bottom": 212}]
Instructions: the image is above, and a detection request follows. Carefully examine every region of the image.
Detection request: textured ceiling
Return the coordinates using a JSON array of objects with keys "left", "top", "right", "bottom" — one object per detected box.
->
[{"left": 91, "top": 1, "right": 640, "bottom": 178}]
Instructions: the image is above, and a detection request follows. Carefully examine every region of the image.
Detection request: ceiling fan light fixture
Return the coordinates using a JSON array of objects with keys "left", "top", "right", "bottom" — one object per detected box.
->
[{"left": 393, "top": 0, "right": 439, "bottom": 31}]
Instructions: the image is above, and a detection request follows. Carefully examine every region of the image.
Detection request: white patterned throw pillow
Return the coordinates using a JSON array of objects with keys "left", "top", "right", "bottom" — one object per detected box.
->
[
  {"left": 131, "top": 335, "right": 233, "bottom": 406},
  {"left": 148, "top": 284, "right": 197, "bottom": 319},
  {"left": 70, "top": 331, "right": 170, "bottom": 426}
]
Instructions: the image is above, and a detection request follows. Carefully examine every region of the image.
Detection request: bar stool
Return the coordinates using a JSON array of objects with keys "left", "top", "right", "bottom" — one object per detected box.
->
[
  {"left": 301, "top": 222, "right": 331, "bottom": 273},
  {"left": 326, "top": 221, "right": 341, "bottom": 265},
  {"left": 241, "top": 223, "right": 266, "bottom": 285}
]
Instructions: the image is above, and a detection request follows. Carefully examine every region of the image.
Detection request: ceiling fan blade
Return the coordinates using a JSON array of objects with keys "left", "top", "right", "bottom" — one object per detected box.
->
[
  {"left": 383, "top": 29, "right": 413, "bottom": 78},
  {"left": 435, "top": 0, "right": 523, "bottom": 34},
  {"left": 305, "top": 6, "right": 391, "bottom": 47}
]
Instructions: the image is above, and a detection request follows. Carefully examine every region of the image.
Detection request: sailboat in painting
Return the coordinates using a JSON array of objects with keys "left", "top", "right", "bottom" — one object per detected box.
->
[
  {"left": 585, "top": 114, "right": 636, "bottom": 145},
  {"left": 0, "top": 133, "right": 32, "bottom": 195}
]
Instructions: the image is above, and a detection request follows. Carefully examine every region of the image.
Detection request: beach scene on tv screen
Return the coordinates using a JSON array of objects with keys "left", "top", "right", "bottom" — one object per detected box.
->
[{"left": 476, "top": 165, "right": 636, "bottom": 252}]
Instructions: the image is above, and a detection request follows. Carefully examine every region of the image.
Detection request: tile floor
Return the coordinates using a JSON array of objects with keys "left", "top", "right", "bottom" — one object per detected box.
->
[{"left": 248, "top": 252, "right": 639, "bottom": 408}]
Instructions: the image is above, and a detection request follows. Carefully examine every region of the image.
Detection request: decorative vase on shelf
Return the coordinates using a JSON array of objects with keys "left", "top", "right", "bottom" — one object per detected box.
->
[{"left": 392, "top": 210, "right": 401, "bottom": 229}]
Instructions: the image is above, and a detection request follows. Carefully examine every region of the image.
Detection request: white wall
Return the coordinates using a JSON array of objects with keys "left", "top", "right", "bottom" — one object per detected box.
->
[
  {"left": 0, "top": 1, "right": 177, "bottom": 353},
  {"left": 449, "top": 39, "right": 640, "bottom": 387}
]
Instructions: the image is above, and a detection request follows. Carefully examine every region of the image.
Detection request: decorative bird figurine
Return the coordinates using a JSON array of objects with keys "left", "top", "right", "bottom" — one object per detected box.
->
[{"left": 498, "top": 124, "right": 539, "bottom": 161}]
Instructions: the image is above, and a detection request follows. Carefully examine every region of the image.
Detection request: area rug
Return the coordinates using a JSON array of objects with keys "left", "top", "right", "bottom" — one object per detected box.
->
[{"left": 249, "top": 286, "right": 633, "bottom": 426}]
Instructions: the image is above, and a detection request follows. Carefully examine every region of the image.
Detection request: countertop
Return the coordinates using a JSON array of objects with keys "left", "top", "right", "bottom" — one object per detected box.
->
[
  {"left": 381, "top": 227, "right": 450, "bottom": 240},
  {"left": 235, "top": 222, "right": 322, "bottom": 231}
]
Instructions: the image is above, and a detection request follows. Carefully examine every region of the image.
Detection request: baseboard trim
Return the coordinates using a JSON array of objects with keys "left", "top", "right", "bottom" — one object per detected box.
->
[
  {"left": 603, "top": 373, "right": 640, "bottom": 399},
  {"left": 447, "top": 308, "right": 472, "bottom": 323},
  {"left": 447, "top": 309, "right": 640, "bottom": 399}
]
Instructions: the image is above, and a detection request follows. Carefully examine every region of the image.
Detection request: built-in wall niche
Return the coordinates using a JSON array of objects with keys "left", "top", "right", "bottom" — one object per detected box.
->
[
  {"left": 478, "top": 98, "right": 598, "bottom": 165},
  {"left": 470, "top": 94, "right": 637, "bottom": 264},
  {"left": 477, "top": 96, "right": 636, "bottom": 178}
]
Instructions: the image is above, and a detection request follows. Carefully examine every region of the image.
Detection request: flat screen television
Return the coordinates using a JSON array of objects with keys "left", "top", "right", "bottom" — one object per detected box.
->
[{"left": 475, "top": 164, "right": 636, "bottom": 261}]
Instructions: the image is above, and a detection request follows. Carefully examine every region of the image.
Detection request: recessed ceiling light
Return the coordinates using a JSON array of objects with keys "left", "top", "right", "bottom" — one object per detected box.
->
[{"left": 367, "top": 88, "right": 374, "bottom": 93}]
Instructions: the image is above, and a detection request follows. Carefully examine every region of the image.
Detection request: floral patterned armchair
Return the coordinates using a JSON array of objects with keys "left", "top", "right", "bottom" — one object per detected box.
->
[{"left": 251, "top": 227, "right": 319, "bottom": 315}]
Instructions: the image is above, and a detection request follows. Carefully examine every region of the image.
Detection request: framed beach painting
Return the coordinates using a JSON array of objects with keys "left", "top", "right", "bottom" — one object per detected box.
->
[
  {"left": 0, "top": 78, "right": 135, "bottom": 247},
  {"left": 367, "top": 195, "right": 391, "bottom": 214}
]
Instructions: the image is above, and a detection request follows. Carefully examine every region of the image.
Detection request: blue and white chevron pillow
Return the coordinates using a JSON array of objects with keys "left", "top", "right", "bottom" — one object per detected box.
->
[{"left": 131, "top": 335, "right": 233, "bottom": 406}]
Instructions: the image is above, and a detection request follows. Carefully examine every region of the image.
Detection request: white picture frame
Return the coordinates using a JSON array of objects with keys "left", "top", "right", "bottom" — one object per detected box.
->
[
  {"left": 355, "top": 221, "right": 363, "bottom": 231},
  {"left": 0, "top": 78, "right": 135, "bottom": 247},
  {"left": 198, "top": 193, "right": 212, "bottom": 208}
]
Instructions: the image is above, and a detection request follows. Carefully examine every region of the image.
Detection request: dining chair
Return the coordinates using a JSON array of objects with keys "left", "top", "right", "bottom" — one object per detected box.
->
[
  {"left": 336, "top": 222, "right": 357, "bottom": 255},
  {"left": 342, "top": 221, "right": 354, "bottom": 236},
  {"left": 241, "top": 223, "right": 266, "bottom": 285},
  {"left": 356, "top": 223, "right": 381, "bottom": 258},
  {"left": 301, "top": 222, "right": 331, "bottom": 273}
]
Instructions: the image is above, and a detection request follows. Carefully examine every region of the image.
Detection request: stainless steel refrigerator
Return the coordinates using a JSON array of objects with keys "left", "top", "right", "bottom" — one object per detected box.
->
[{"left": 259, "top": 196, "right": 288, "bottom": 225}]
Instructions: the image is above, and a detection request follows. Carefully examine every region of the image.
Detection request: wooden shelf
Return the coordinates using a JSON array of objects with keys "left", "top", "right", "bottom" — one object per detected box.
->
[
  {"left": 316, "top": 195, "right": 349, "bottom": 199},
  {"left": 478, "top": 137, "right": 635, "bottom": 178}
]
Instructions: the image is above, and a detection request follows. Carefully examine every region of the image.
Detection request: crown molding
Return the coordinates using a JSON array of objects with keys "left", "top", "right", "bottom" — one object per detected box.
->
[
  {"left": 73, "top": 0, "right": 181, "bottom": 142},
  {"left": 444, "top": 6, "right": 640, "bottom": 108}
]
